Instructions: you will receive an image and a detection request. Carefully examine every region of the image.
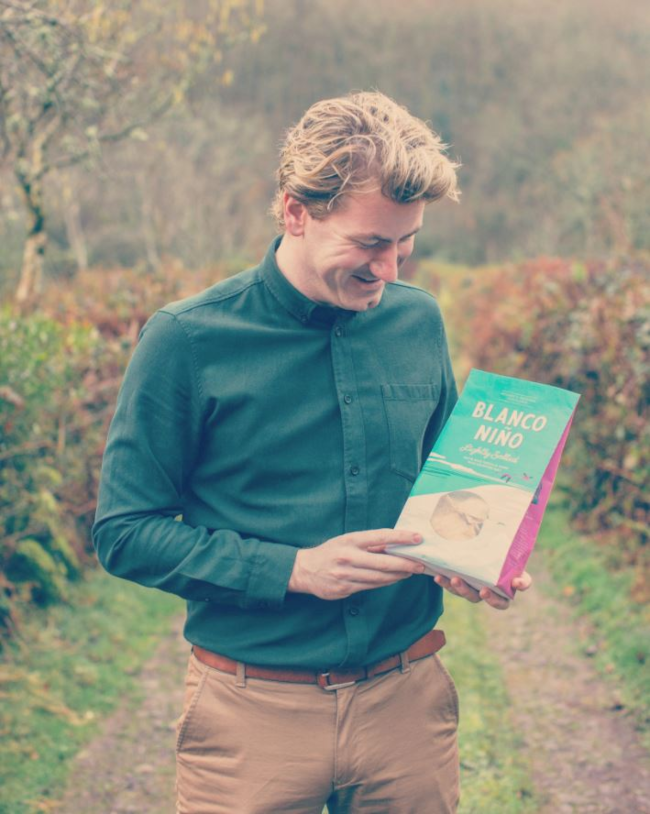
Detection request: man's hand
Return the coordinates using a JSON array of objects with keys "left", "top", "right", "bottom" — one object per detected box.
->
[
  {"left": 434, "top": 571, "right": 532, "bottom": 610},
  {"left": 288, "top": 529, "right": 426, "bottom": 600}
]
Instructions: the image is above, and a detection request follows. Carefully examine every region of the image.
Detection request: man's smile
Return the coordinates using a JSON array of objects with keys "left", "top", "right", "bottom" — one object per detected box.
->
[{"left": 351, "top": 274, "right": 383, "bottom": 288}]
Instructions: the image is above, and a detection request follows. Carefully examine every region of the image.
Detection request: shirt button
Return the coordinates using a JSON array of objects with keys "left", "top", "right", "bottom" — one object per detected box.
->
[
  {"left": 344, "top": 394, "right": 352, "bottom": 404},
  {"left": 349, "top": 465, "right": 360, "bottom": 476},
  {"left": 334, "top": 326, "right": 343, "bottom": 337},
  {"left": 348, "top": 606, "right": 360, "bottom": 616}
]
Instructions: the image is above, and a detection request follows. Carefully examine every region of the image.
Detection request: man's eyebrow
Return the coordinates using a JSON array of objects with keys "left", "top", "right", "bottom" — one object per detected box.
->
[{"left": 350, "top": 226, "right": 422, "bottom": 243}]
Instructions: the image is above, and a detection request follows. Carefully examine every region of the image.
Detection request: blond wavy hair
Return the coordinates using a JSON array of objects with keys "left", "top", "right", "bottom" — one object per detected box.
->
[{"left": 272, "top": 91, "right": 460, "bottom": 229}]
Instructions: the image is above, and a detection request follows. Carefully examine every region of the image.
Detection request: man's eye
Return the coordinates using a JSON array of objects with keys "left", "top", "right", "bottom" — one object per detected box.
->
[{"left": 358, "top": 242, "right": 379, "bottom": 249}]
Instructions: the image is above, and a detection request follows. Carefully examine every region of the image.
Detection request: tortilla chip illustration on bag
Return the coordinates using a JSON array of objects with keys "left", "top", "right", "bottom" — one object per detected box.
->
[
  {"left": 388, "top": 369, "right": 580, "bottom": 598},
  {"left": 429, "top": 490, "right": 490, "bottom": 540}
]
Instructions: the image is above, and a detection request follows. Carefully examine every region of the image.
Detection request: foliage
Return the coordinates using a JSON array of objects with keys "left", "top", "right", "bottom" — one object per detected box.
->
[
  {"left": 42, "top": 262, "right": 193, "bottom": 337},
  {"left": 0, "top": 0, "right": 262, "bottom": 170},
  {"left": 419, "top": 256, "right": 650, "bottom": 597},
  {"left": 0, "top": 308, "right": 119, "bottom": 629},
  {"left": 0, "top": 0, "right": 263, "bottom": 303}
]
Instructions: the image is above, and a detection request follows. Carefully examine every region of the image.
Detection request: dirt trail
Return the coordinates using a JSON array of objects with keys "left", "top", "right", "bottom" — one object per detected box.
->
[
  {"left": 54, "top": 616, "right": 187, "bottom": 814},
  {"left": 479, "top": 550, "right": 650, "bottom": 814},
  {"left": 53, "top": 556, "right": 650, "bottom": 814}
]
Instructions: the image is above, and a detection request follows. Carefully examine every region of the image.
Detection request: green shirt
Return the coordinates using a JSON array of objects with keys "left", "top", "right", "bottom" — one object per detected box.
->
[{"left": 93, "top": 238, "right": 458, "bottom": 669}]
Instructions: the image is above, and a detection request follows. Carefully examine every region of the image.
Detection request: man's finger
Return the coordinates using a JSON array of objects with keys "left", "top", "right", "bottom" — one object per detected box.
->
[
  {"left": 449, "top": 576, "right": 483, "bottom": 603},
  {"left": 479, "top": 587, "right": 510, "bottom": 610},
  {"left": 345, "top": 529, "right": 423, "bottom": 549},
  {"left": 434, "top": 574, "right": 482, "bottom": 604},
  {"left": 341, "top": 568, "right": 417, "bottom": 586},
  {"left": 353, "top": 551, "right": 425, "bottom": 575},
  {"left": 512, "top": 571, "right": 533, "bottom": 591}
]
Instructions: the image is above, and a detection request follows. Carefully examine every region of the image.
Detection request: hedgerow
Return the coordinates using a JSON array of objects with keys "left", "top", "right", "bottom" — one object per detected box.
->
[
  {"left": 421, "top": 257, "right": 649, "bottom": 599},
  {"left": 0, "top": 310, "right": 117, "bottom": 635},
  {"left": 0, "top": 263, "right": 205, "bottom": 640}
]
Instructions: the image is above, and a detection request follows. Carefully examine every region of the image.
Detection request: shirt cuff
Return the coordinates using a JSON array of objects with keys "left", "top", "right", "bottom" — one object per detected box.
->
[{"left": 243, "top": 541, "right": 299, "bottom": 609}]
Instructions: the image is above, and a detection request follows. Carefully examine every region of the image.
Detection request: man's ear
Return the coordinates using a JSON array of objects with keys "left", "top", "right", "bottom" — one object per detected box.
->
[{"left": 283, "top": 193, "right": 309, "bottom": 236}]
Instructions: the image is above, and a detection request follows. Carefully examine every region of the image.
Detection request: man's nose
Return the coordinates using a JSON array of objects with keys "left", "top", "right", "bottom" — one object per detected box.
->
[{"left": 369, "top": 244, "right": 400, "bottom": 282}]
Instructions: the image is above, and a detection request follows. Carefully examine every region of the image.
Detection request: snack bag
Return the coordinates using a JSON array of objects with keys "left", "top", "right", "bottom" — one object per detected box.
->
[{"left": 389, "top": 369, "right": 580, "bottom": 598}]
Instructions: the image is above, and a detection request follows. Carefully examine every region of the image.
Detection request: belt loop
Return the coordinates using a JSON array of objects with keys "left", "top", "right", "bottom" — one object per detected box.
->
[
  {"left": 399, "top": 650, "right": 411, "bottom": 674},
  {"left": 235, "top": 661, "right": 247, "bottom": 688}
]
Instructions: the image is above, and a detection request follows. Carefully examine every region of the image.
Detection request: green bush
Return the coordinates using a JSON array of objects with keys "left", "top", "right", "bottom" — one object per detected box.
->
[{"left": 0, "top": 308, "right": 125, "bottom": 635}]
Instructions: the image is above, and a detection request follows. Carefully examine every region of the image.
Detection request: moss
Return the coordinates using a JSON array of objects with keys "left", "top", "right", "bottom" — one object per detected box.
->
[
  {"left": 45, "top": 532, "right": 81, "bottom": 579},
  {"left": 7, "top": 538, "right": 68, "bottom": 604}
]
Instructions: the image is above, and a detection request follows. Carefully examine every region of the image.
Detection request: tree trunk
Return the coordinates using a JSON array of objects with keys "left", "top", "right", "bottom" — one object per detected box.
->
[
  {"left": 138, "top": 170, "right": 161, "bottom": 272},
  {"left": 16, "top": 176, "right": 47, "bottom": 307},
  {"left": 15, "top": 150, "right": 47, "bottom": 308},
  {"left": 61, "top": 174, "right": 88, "bottom": 273}
]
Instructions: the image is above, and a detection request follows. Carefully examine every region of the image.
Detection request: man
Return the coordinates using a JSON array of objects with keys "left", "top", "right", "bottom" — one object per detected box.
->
[{"left": 93, "top": 91, "right": 531, "bottom": 813}]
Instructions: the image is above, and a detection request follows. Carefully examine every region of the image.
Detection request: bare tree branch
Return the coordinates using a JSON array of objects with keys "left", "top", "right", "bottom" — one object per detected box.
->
[
  {"left": 0, "top": 74, "right": 12, "bottom": 158},
  {"left": 44, "top": 93, "right": 176, "bottom": 177}
]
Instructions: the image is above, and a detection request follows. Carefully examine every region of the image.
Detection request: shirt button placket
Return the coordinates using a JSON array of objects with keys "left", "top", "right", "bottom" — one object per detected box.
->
[{"left": 330, "top": 318, "right": 369, "bottom": 664}]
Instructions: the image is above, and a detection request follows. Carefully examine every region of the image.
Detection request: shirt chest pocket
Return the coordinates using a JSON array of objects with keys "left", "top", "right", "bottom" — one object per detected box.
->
[{"left": 381, "top": 384, "right": 439, "bottom": 482}]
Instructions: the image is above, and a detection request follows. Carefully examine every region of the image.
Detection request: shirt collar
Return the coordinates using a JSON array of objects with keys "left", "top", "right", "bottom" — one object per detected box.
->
[{"left": 261, "top": 236, "right": 357, "bottom": 328}]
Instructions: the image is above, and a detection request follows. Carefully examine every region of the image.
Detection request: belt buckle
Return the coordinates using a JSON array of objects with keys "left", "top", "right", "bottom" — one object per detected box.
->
[{"left": 318, "top": 671, "right": 357, "bottom": 691}]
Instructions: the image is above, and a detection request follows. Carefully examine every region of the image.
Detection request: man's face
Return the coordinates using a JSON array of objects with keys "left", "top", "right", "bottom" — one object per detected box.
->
[{"left": 289, "top": 188, "right": 425, "bottom": 311}]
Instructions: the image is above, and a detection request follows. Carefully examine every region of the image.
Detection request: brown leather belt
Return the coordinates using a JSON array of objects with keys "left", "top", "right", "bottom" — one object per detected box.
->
[{"left": 193, "top": 629, "right": 445, "bottom": 690}]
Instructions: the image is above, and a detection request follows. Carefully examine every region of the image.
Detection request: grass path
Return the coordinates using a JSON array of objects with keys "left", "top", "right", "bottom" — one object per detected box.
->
[
  {"left": 478, "top": 548, "right": 650, "bottom": 813},
  {"left": 53, "top": 617, "right": 185, "bottom": 814},
  {"left": 0, "top": 575, "right": 182, "bottom": 814},
  {"left": 51, "top": 557, "right": 650, "bottom": 814}
]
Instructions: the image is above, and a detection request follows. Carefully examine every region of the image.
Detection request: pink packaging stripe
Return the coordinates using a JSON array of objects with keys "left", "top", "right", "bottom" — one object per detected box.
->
[{"left": 496, "top": 412, "right": 576, "bottom": 598}]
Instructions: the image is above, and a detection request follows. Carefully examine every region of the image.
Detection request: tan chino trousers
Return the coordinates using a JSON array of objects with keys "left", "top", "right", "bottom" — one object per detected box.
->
[{"left": 176, "top": 649, "right": 460, "bottom": 814}]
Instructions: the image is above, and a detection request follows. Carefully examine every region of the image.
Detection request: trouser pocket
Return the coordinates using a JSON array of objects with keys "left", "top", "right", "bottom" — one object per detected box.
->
[{"left": 176, "top": 652, "right": 209, "bottom": 753}]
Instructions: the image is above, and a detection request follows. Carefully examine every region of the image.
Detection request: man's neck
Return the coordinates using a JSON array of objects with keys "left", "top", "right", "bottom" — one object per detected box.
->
[{"left": 274, "top": 233, "right": 308, "bottom": 298}]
